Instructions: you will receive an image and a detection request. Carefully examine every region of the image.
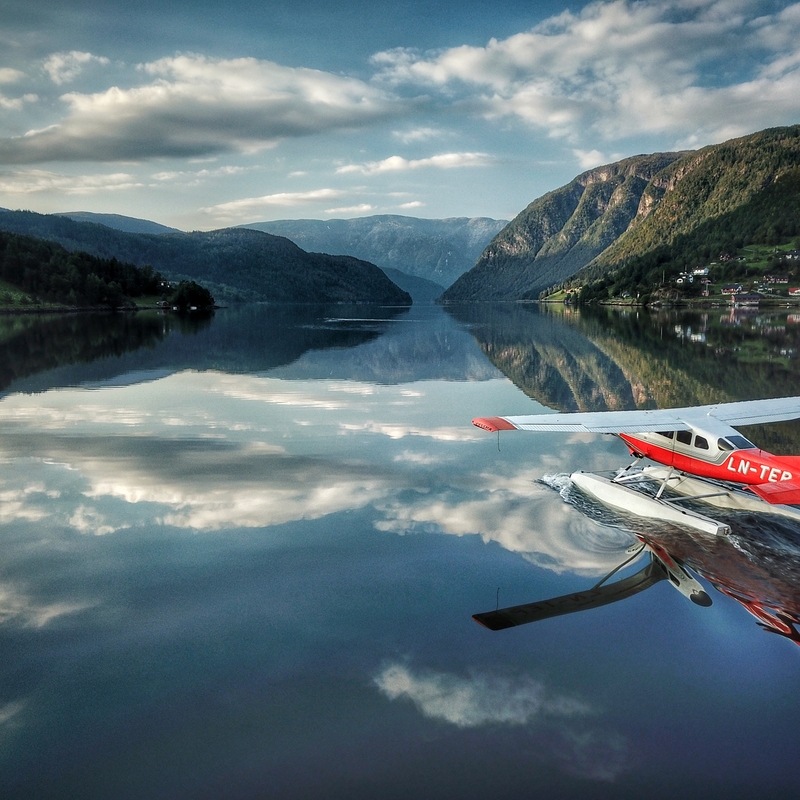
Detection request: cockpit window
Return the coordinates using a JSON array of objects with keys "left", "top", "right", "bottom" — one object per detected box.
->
[
  {"left": 726, "top": 435, "right": 756, "bottom": 450},
  {"left": 717, "top": 438, "right": 735, "bottom": 451},
  {"left": 657, "top": 431, "right": 674, "bottom": 439},
  {"left": 676, "top": 430, "right": 692, "bottom": 445},
  {"left": 694, "top": 435, "right": 709, "bottom": 450}
]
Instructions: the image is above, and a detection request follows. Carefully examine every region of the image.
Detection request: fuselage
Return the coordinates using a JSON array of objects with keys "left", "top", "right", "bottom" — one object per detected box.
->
[{"left": 619, "top": 429, "right": 798, "bottom": 487}]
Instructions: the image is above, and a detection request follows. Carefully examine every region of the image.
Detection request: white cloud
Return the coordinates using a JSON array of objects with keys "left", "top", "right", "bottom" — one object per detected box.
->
[
  {"left": 392, "top": 126, "right": 447, "bottom": 143},
  {"left": 149, "top": 164, "right": 251, "bottom": 189},
  {"left": 399, "top": 200, "right": 424, "bottom": 209},
  {"left": 339, "top": 421, "right": 483, "bottom": 441},
  {"left": 337, "top": 152, "right": 495, "bottom": 175},
  {"left": 0, "top": 93, "right": 37, "bottom": 111},
  {"left": 375, "top": 472, "right": 635, "bottom": 576},
  {"left": 555, "top": 728, "right": 631, "bottom": 782},
  {"left": 0, "top": 1, "right": 797, "bottom": 178},
  {"left": 0, "top": 582, "right": 91, "bottom": 627},
  {"left": 0, "top": 168, "right": 142, "bottom": 195},
  {"left": 324, "top": 203, "right": 375, "bottom": 214},
  {"left": 374, "top": 663, "right": 591, "bottom": 727},
  {"left": 0, "top": 430, "right": 392, "bottom": 534},
  {"left": 209, "top": 376, "right": 351, "bottom": 407},
  {"left": 43, "top": 51, "right": 110, "bottom": 85},
  {"left": 373, "top": 663, "right": 632, "bottom": 781},
  {"left": 371, "top": 0, "right": 800, "bottom": 146},
  {"left": 0, "top": 68, "right": 24, "bottom": 84},
  {"left": 0, "top": 67, "right": 35, "bottom": 111},
  {"left": 69, "top": 505, "right": 121, "bottom": 536},
  {"left": 0, "top": 699, "right": 26, "bottom": 727},
  {"left": 573, "top": 148, "right": 607, "bottom": 169},
  {"left": 0, "top": 53, "right": 398, "bottom": 164},
  {"left": 202, "top": 188, "right": 347, "bottom": 222}
]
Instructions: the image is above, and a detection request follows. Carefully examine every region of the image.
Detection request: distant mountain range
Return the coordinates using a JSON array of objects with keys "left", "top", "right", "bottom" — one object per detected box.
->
[
  {"left": 380, "top": 267, "right": 445, "bottom": 302},
  {"left": 0, "top": 210, "right": 411, "bottom": 306},
  {"left": 241, "top": 215, "right": 507, "bottom": 289},
  {"left": 58, "top": 211, "right": 181, "bottom": 235},
  {"left": 442, "top": 125, "right": 800, "bottom": 302}
]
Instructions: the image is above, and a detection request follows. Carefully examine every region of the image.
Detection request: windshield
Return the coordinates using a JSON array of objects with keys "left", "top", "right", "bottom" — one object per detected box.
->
[{"left": 723, "top": 435, "right": 756, "bottom": 450}]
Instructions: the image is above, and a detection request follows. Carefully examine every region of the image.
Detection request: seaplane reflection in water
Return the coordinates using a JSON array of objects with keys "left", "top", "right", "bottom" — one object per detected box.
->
[
  {"left": 472, "top": 397, "right": 800, "bottom": 642},
  {"left": 473, "top": 510, "right": 800, "bottom": 646}
]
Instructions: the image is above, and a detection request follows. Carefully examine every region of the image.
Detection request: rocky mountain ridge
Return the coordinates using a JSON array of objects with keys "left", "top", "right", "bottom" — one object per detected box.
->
[
  {"left": 442, "top": 125, "right": 800, "bottom": 302},
  {"left": 440, "top": 152, "right": 686, "bottom": 301}
]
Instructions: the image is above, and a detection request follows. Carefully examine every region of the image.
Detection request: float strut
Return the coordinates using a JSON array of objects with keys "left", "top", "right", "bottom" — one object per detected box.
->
[{"left": 655, "top": 467, "right": 675, "bottom": 500}]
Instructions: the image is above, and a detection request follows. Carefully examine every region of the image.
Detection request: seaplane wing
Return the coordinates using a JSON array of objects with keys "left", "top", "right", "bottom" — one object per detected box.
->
[{"left": 473, "top": 396, "right": 800, "bottom": 435}]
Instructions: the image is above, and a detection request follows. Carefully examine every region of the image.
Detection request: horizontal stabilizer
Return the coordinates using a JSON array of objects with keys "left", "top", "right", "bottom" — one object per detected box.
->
[
  {"left": 749, "top": 481, "right": 800, "bottom": 505},
  {"left": 472, "top": 560, "right": 666, "bottom": 631}
]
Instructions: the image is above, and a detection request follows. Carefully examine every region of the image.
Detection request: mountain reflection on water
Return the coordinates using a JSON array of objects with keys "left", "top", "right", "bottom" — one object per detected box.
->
[
  {"left": 0, "top": 303, "right": 798, "bottom": 800},
  {"left": 0, "top": 304, "right": 416, "bottom": 395},
  {"left": 447, "top": 302, "right": 800, "bottom": 452}
]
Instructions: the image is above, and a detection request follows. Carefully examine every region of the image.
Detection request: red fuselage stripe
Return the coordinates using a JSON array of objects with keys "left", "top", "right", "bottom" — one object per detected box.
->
[{"left": 619, "top": 434, "right": 795, "bottom": 486}]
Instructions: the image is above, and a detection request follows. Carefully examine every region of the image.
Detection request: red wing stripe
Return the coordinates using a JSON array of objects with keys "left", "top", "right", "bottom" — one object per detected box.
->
[{"left": 472, "top": 416, "right": 519, "bottom": 432}]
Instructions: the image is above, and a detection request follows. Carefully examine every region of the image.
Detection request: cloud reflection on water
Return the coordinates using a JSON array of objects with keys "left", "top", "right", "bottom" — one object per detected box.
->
[
  {"left": 373, "top": 662, "right": 632, "bottom": 782},
  {"left": 374, "top": 663, "right": 591, "bottom": 727},
  {"left": 0, "top": 370, "right": 633, "bottom": 575}
]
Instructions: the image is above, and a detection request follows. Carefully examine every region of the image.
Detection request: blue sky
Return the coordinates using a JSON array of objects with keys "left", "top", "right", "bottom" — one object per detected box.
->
[{"left": 0, "top": 0, "right": 799, "bottom": 229}]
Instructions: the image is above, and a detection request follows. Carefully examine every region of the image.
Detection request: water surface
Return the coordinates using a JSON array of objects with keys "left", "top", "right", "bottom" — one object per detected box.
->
[{"left": 0, "top": 303, "right": 798, "bottom": 799}]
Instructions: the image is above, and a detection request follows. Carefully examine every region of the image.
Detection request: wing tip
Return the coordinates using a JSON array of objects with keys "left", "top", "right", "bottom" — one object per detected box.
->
[
  {"left": 472, "top": 612, "right": 516, "bottom": 630},
  {"left": 473, "top": 416, "right": 518, "bottom": 432}
]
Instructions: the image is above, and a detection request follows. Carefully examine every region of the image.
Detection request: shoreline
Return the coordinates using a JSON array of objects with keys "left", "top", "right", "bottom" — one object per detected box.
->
[{"left": 0, "top": 303, "right": 219, "bottom": 315}]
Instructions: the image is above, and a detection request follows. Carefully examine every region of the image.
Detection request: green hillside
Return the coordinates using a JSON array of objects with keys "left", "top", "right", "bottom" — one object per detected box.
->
[
  {"left": 0, "top": 211, "right": 412, "bottom": 306},
  {"left": 441, "top": 125, "right": 800, "bottom": 304},
  {"left": 576, "top": 127, "right": 800, "bottom": 301}
]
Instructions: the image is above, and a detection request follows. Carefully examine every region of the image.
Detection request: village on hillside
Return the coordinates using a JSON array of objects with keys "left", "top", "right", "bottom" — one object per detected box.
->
[{"left": 550, "top": 242, "right": 800, "bottom": 307}]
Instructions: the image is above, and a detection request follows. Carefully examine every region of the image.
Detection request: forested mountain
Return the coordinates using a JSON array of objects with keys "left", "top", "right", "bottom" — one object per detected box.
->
[
  {"left": 57, "top": 211, "right": 180, "bottom": 235},
  {"left": 441, "top": 125, "right": 800, "bottom": 303},
  {"left": 575, "top": 128, "right": 800, "bottom": 301},
  {"left": 0, "top": 229, "right": 204, "bottom": 308},
  {"left": 242, "top": 215, "right": 506, "bottom": 288},
  {"left": 380, "top": 267, "right": 445, "bottom": 302},
  {"left": 0, "top": 210, "right": 411, "bottom": 305}
]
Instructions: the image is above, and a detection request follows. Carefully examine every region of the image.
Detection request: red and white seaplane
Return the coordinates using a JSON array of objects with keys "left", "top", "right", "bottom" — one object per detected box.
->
[
  {"left": 473, "top": 395, "right": 800, "bottom": 537},
  {"left": 472, "top": 396, "right": 800, "bottom": 632}
]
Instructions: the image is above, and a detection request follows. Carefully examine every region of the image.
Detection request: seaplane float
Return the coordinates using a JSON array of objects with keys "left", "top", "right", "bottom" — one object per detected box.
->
[{"left": 471, "top": 396, "right": 800, "bottom": 632}]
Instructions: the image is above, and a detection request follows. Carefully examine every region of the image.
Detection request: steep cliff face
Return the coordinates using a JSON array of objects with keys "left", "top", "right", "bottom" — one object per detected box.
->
[
  {"left": 442, "top": 125, "right": 800, "bottom": 303},
  {"left": 440, "top": 152, "right": 685, "bottom": 302}
]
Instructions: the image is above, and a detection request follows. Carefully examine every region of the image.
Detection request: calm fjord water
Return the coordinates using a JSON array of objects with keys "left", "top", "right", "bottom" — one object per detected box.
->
[{"left": 0, "top": 303, "right": 798, "bottom": 799}]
